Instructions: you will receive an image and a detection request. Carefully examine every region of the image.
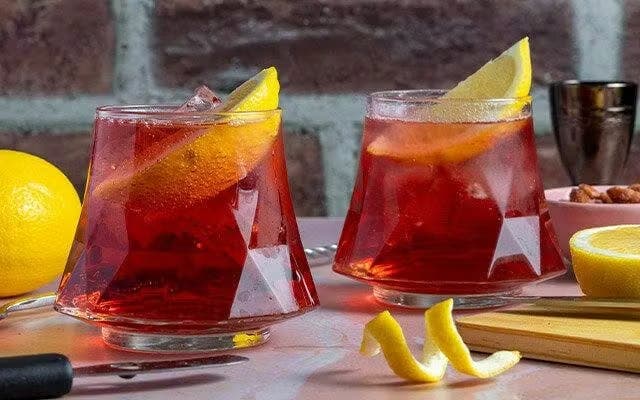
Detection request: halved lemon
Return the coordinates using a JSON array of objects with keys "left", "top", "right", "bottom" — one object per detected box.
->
[
  {"left": 360, "top": 299, "right": 521, "bottom": 382},
  {"left": 367, "top": 38, "right": 532, "bottom": 165},
  {"left": 93, "top": 67, "right": 281, "bottom": 209},
  {"left": 570, "top": 225, "right": 640, "bottom": 297}
]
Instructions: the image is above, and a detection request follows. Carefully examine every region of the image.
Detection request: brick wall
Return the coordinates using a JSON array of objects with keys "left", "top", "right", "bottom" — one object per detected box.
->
[{"left": 0, "top": 0, "right": 638, "bottom": 216}]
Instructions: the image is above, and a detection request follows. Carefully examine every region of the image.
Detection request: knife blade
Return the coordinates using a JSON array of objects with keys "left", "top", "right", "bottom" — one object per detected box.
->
[
  {"left": 0, "top": 291, "right": 56, "bottom": 320},
  {"left": 496, "top": 295, "right": 640, "bottom": 314},
  {"left": 74, "top": 353, "right": 247, "bottom": 377},
  {"left": 0, "top": 353, "right": 248, "bottom": 400}
]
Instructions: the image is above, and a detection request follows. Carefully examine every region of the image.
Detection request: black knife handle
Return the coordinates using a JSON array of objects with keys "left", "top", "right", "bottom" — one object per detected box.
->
[{"left": 0, "top": 353, "right": 73, "bottom": 400}]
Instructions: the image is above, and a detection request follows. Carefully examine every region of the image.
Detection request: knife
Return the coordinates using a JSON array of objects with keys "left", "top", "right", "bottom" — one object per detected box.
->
[
  {"left": 495, "top": 295, "right": 640, "bottom": 314},
  {"left": 0, "top": 353, "right": 248, "bottom": 400}
]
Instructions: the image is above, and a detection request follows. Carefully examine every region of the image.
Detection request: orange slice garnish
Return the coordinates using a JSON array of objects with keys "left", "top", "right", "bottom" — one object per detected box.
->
[
  {"left": 93, "top": 115, "right": 280, "bottom": 209},
  {"left": 93, "top": 67, "right": 280, "bottom": 209},
  {"left": 367, "top": 118, "right": 528, "bottom": 165},
  {"left": 367, "top": 38, "right": 531, "bottom": 165}
]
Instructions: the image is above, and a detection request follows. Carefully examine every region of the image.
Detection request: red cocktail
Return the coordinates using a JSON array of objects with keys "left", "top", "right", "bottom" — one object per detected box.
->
[
  {"left": 56, "top": 105, "right": 319, "bottom": 351},
  {"left": 334, "top": 91, "right": 565, "bottom": 308}
]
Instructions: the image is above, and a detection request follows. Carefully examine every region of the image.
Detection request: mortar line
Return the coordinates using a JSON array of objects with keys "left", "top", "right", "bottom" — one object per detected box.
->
[
  {"left": 111, "top": 0, "right": 155, "bottom": 102},
  {"left": 572, "top": 0, "right": 623, "bottom": 79},
  {"left": 280, "top": 94, "right": 365, "bottom": 216},
  {"left": 532, "top": 86, "right": 551, "bottom": 135},
  {"left": 0, "top": 96, "right": 115, "bottom": 134}
]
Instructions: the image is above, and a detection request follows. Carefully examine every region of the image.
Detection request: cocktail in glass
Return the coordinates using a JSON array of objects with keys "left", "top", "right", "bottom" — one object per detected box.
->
[
  {"left": 56, "top": 105, "right": 319, "bottom": 351},
  {"left": 333, "top": 91, "right": 565, "bottom": 308}
]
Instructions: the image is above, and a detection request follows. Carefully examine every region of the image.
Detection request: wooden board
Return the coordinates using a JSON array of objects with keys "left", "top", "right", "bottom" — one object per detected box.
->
[{"left": 456, "top": 306, "right": 640, "bottom": 373}]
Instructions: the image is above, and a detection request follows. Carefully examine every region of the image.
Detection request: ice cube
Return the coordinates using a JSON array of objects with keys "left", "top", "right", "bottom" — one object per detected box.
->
[{"left": 176, "top": 85, "right": 222, "bottom": 112}]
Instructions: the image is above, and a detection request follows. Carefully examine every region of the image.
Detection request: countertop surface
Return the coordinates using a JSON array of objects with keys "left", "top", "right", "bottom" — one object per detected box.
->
[{"left": 2, "top": 217, "right": 639, "bottom": 400}]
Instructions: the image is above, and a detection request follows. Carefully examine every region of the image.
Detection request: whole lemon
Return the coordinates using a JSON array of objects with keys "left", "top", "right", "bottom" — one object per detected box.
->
[{"left": 0, "top": 150, "right": 81, "bottom": 297}]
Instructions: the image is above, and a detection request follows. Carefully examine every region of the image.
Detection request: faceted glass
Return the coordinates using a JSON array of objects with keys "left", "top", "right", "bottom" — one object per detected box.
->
[
  {"left": 333, "top": 90, "right": 565, "bottom": 309},
  {"left": 56, "top": 106, "right": 319, "bottom": 352}
]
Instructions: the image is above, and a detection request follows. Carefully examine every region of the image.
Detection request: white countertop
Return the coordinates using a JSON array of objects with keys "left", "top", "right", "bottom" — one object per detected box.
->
[{"left": 1, "top": 217, "right": 639, "bottom": 400}]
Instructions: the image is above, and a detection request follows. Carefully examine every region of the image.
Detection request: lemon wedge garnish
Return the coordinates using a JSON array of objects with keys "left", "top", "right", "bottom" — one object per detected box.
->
[
  {"left": 361, "top": 299, "right": 520, "bottom": 382},
  {"left": 94, "top": 67, "right": 281, "bottom": 209},
  {"left": 444, "top": 37, "right": 531, "bottom": 101},
  {"left": 367, "top": 38, "right": 532, "bottom": 165},
  {"left": 570, "top": 225, "right": 640, "bottom": 297},
  {"left": 219, "top": 67, "right": 280, "bottom": 113}
]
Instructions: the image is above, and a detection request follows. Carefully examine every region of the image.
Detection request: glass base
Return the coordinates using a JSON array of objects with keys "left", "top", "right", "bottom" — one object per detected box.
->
[
  {"left": 101, "top": 327, "right": 270, "bottom": 353},
  {"left": 373, "top": 287, "right": 522, "bottom": 310}
]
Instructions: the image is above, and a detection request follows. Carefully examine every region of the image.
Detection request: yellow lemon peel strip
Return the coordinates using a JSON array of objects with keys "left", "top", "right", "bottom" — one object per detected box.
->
[
  {"left": 360, "top": 310, "right": 447, "bottom": 382},
  {"left": 425, "top": 299, "right": 521, "bottom": 378},
  {"left": 361, "top": 299, "right": 521, "bottom": 382}
]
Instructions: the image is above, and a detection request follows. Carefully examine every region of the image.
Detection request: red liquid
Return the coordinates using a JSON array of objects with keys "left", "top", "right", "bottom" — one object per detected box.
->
[
  {"left": 56, "top": 115, "right": 318, "bottom": 333},
  {"left": 334, "top": 116, "right": 565, "bottom": 294}
]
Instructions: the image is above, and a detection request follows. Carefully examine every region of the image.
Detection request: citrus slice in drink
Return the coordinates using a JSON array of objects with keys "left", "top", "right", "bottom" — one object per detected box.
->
[
  {"left": 570, "top": 225, "right": 640, "bottom": 297},
  {"left": 360, "top": 299, "right": 521, "bottom": 382},
  {"left": 93, "top": 67, "right": 280, "bottom": 209},
  {"left": 367, "top": 118, "right": 529, "bottom": 164},
  {"left": 367, "top": 37, "right": 531, "bottom": 164}
]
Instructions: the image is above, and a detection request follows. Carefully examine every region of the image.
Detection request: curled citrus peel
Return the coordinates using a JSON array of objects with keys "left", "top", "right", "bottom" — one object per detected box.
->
[
  {"left": 360, "top": 299, "right": 520, "bottom": 382},
  {"left": 360, "top": 311, "right": 447, "bottom": 382},
  {"left": 426, "top": 299, "right": 521, "bottom": 378}
]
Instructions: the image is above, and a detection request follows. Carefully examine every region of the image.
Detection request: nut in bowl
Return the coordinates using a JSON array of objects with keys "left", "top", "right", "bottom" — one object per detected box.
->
[{"left": 545, "top": 184, "right": 640, "bottom": 260}]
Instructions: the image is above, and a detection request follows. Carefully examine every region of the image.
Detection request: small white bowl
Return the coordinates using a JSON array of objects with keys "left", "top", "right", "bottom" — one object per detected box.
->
[{"left": 545, "top": 185, "right": 640, "bottom": 259}]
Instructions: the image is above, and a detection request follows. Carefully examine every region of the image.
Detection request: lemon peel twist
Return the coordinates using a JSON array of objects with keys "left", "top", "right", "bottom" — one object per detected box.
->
[
  {"left": 360, "top": 299, "right": 521, "bottom": 382},
  {"left": 360, "top": 310, "right": 447, "bottom": 382},
  {"left": 426, "top": 299, "right": 521, "bottom": 378}
]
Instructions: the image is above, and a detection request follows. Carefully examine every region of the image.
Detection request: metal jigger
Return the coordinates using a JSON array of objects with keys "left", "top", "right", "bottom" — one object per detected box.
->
[{"left": 550, "top": 81, "right": 637, "bottom": 184}]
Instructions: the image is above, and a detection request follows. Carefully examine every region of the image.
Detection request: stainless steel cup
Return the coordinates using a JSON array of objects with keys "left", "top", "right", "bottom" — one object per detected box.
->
[{"left": 550, "top": 81, "right": 637, "bottom": 184}]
